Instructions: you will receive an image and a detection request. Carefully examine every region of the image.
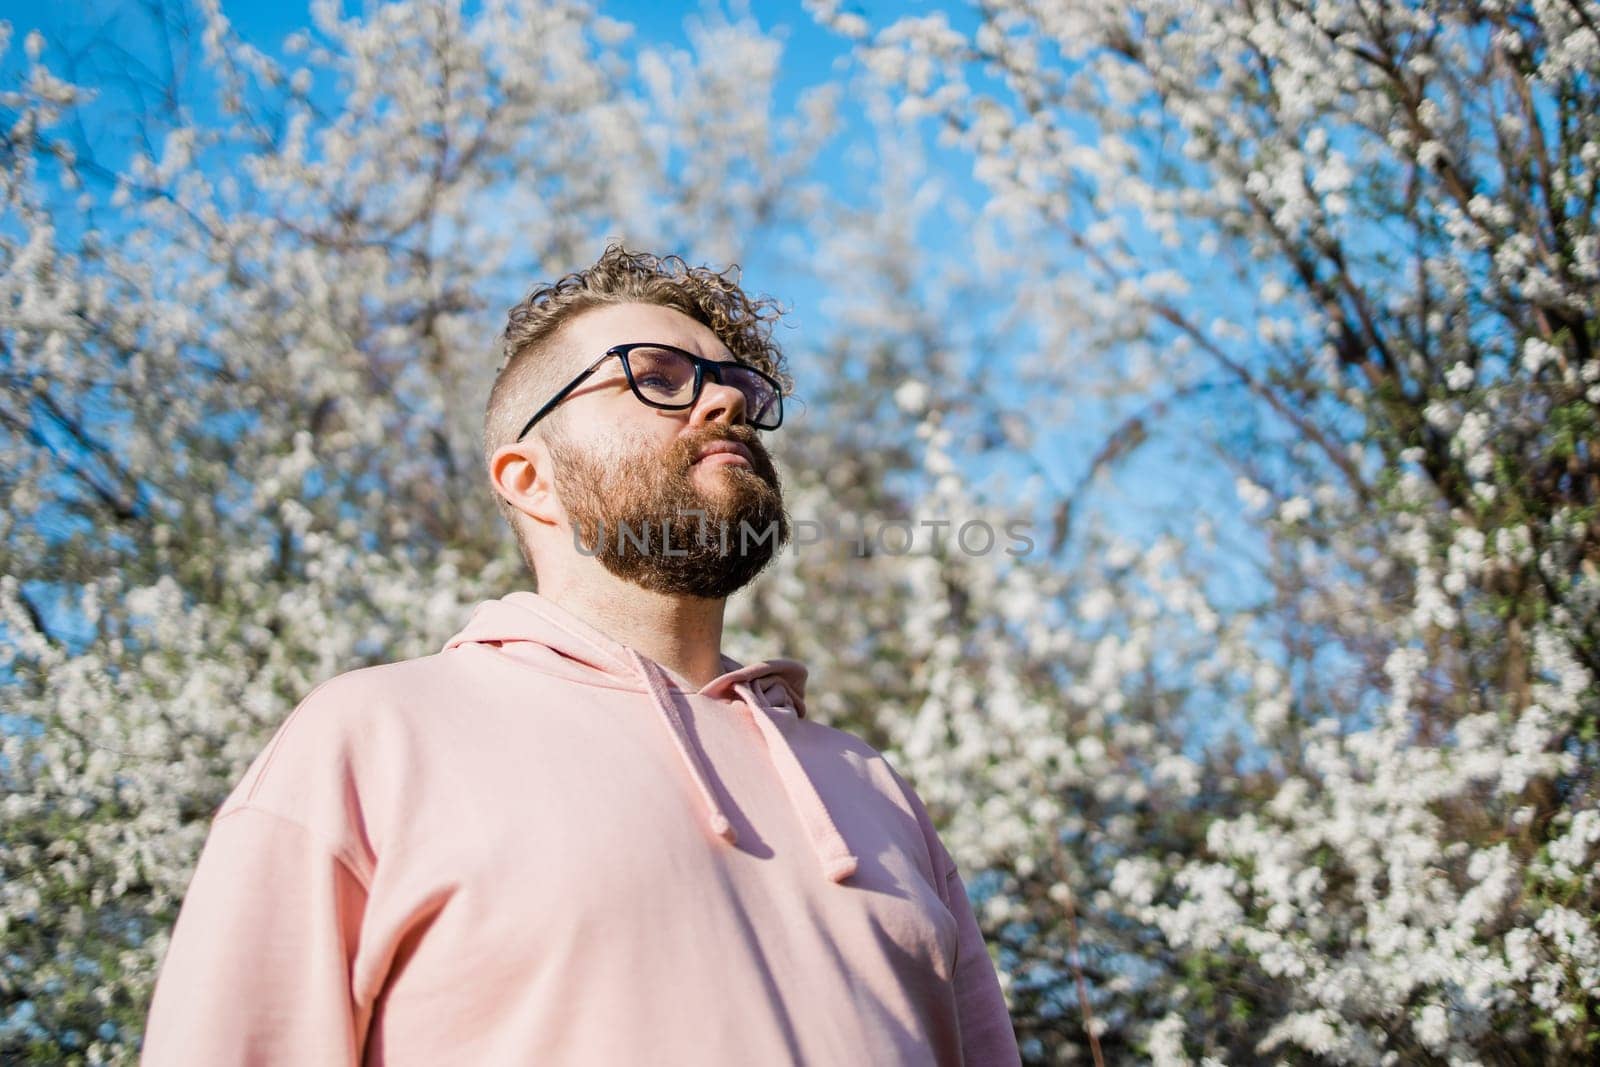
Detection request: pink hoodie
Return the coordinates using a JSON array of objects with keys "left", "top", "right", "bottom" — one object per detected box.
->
[{"left": 141, "top": 590, "right": 1022, "bottom": 1065}]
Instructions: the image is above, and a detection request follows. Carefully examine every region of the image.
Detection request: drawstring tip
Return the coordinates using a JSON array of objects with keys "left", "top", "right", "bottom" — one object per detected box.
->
[
  {"left": 824, "top": 855, "right": 858, "bottom": 883},
  {"left": 708, "top": 811, "right": 738, "bottom": 845}
]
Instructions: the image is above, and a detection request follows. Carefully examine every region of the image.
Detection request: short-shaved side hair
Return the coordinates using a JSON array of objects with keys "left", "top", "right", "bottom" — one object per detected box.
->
[{"left": 484, "top": 243, "right": 792, "bottom": 578}]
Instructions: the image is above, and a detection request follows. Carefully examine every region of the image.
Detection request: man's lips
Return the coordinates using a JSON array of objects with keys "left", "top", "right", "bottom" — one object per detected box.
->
[{"left": 694, "top": 441, "right": 755, "bottom": 467}]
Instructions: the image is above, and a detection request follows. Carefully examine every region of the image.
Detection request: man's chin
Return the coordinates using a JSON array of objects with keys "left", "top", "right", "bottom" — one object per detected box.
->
[
  {"left": 685, "top": 466, "right": 779, "bottom": 509},
  {"left": 690, "top": 458, "right": 765, "bottom": 487}
]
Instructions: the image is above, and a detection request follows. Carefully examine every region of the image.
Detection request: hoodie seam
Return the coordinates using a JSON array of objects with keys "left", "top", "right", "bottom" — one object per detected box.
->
[
  {"left": 216, "top": 802, "right": 375, "bottom": 890},
  {"left": 879, "top": 758, "right": 953, "bottom": 902},
  {"left": 245, "top": 674, "right": 346, "bottom": 808},
  {"left": 452, "top": 643, "right": 668, "bottom": 694}
]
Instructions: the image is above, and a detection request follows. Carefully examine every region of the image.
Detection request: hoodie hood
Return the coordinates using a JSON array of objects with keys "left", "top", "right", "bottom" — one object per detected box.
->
[{"left": 442, "top": 590, "right": 858, "bottom": 885}]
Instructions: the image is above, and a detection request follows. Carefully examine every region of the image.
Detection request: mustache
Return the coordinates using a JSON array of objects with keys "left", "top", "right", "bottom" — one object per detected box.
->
[
  {"left": 676, "top": 426, "right": 769, "bottom": 467},
  {"left": 686, "top": 425, "right": 761, "bottom": 451}
]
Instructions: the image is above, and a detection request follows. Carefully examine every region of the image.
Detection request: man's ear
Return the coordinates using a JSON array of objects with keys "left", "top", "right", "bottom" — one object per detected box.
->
[{"left": 490, "top": 438, "right": 563, "bottom": 527}]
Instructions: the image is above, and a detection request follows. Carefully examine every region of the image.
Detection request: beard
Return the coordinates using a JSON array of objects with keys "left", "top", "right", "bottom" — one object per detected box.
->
[{"left": 547, "top": 420, "right": 790, "bottom": 599}]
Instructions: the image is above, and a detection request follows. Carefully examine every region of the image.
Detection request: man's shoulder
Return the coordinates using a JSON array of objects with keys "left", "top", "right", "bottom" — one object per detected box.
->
[
  {"left": 216, "top": 651, "right": 468, "bottom": 817},
  {"left": 800, "top": 716, "right": 885, "bottom": 764},
  {"left": 795, "top": 719, "right": 956, "bottom": 886},
  {"left": 798, "top": 719, "right": 933, "bottom": 808},
  {"left": 293, "top": 648, "right": 466, "bottom": 717}
]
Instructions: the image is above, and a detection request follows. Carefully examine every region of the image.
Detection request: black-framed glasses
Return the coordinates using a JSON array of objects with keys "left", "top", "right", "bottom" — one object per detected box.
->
[{"left": 513, "top": 342, "right": 784, "bottom": 441}]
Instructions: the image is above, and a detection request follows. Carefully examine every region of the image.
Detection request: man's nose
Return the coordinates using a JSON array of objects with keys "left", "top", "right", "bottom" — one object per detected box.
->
[{"left": 691, "top": 375, "right": 748, "bottom": 427}]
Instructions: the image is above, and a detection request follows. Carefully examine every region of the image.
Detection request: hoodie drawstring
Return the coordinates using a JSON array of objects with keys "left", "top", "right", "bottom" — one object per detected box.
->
[
  {"left": 732, "top": 681, "right": 860, "bottom": 885},
  {"left": 628, "top": 649, "right": 738, "bottom": 845},
  {"left": 626, "top": 648, "right": 858, "bottom": 885}
]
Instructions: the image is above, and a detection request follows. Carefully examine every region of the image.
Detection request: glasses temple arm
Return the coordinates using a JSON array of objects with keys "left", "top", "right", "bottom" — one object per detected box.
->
[{"left": 512, "top": 353, "right": 616, "bottom": 442}]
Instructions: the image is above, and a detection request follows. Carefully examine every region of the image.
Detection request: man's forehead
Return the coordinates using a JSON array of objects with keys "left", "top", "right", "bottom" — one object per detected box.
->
[{"left": 555, "top": 302, "right": 735, "bottom": 367}]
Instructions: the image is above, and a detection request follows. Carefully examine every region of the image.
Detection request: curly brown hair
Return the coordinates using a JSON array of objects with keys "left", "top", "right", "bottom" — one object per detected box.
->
[{"left": 483, "top": 243, "right": 791, "bottom": 574}]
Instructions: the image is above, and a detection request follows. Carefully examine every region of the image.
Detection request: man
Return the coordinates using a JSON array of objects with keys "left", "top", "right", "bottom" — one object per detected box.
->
[{"left": 141, "top": 245, "right": 1023, "bottom": 1065}]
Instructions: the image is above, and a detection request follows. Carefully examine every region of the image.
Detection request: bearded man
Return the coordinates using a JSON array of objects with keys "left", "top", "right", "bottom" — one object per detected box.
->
[{"left": 141, "top": 245, "right": 1022, "bottom": 1066}]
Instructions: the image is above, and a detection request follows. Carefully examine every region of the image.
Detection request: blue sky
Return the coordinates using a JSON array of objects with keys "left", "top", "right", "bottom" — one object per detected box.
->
[
  {"left": 0, "top": 0, "right": 1278, "bottom": 560},
  {"left": 2, "top": 0, "right": 1285, "bottom": 722},
  {"left": 0, "top": 0, "right": 1343, "bottom": 825}
]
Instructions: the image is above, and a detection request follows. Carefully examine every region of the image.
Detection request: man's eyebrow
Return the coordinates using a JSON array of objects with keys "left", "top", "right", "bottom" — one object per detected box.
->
[
  {"left": 688, "top": 345, "right": 739, "bottom": 363},
  {"left": 639, "top": 341, "right": 740, "bottom": 363}
]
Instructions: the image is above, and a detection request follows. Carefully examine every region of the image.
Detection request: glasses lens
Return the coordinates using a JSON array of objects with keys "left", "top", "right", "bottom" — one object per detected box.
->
[
  {"left": 626, "top": 347, "right": 697, "bottom": 404},
  {"left": 720, "top": 365, "right": 781, "bottom": 429}
]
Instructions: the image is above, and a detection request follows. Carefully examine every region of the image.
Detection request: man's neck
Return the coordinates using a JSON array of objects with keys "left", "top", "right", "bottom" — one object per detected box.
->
[{"left": 536, "top": 576, "right": 728, "bottom": 690}]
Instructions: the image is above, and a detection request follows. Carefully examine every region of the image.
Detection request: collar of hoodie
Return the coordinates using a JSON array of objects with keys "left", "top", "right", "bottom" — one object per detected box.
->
[{"left": 443, "top": 591, "right": 859, "bottom": 885}]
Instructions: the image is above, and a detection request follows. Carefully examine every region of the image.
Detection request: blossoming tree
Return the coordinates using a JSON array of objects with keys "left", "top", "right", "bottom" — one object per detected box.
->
[
  {"left": 809, "top": 0, "right": 1600, "bottom": 1061},
  {"left": 3, "top": 0, "right": 1597, "bottom": 1064},
  {"left": 0, "top": 0, "right": 844, "bottom": 1057}
]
